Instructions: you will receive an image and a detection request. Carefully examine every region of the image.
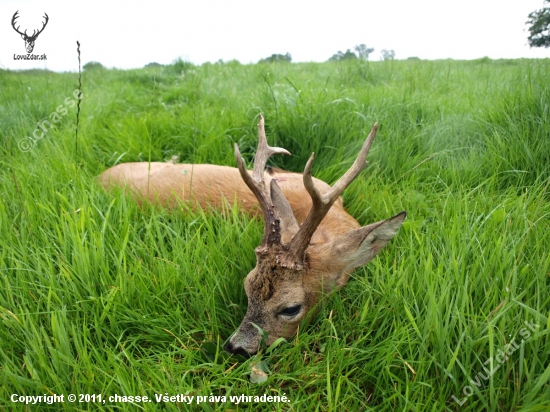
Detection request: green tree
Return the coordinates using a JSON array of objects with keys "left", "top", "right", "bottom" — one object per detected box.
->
[
  {"left": 381, "top": 49, "right": 395, "bottom": 60},
  {"left": 258, "top": 53, "right": 292, "bottom": 63},
  {"left": 354, "top": 44, "right": 374, "bottom": 60},
  {"left": 83, "top": 61, "right": 104, "bottom": 71},
  {"left": 527, "top": 0, "right": 550, "bottom": 47},
  {"left": 328, "top": 49, "right": 358, "bottom": 61}
]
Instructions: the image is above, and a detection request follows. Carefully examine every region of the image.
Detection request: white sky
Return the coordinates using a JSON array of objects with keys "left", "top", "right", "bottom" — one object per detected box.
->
[{"left": 0, "top": 0, "right": 548, "bottom": 72}]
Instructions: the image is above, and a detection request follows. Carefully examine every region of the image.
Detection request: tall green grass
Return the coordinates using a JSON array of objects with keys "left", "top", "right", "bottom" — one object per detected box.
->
[{"left": 0, "top": 58, "right": 549, "bottom": 411}]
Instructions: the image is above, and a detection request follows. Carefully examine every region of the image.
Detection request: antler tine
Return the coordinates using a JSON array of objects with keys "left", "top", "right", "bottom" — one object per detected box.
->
[
  {"left": 286, "top": 123, "right": 379, "bottom": 263},
  {"left": 234, "top": 114, "right": 291, "bottom": 248},
  {"left": 252, "top": 115, "right": 290, "bottom": 183},
  {"left": 11, "top": 11, "right": 25, "bottom": 36},
  {"left": 37, "top": 13, "right": 49, "bottom": 35}
]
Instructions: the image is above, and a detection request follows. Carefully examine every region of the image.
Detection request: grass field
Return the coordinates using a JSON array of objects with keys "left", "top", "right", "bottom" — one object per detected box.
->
[{"left": 0, "top": 57, "right": 549, "bottom": 411}]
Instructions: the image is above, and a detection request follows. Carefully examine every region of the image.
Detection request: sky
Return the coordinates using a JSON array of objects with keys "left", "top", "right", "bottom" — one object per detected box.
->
[{"left": 0, "top": 0, "right": 548, "bottom": 72}]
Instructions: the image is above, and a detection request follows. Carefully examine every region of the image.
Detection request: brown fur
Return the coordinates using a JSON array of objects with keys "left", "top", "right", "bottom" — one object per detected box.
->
[{"left": 101, "top": 163, "right": 359, "bottom": 243}]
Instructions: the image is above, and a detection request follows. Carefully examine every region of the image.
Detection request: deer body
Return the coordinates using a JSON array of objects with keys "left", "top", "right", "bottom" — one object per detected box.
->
[
  {"left": 101, "top": 116, "right": 405, "bottom": 357},
  {"left": 101, "top": 163, "right": 360, "bottom": 243}
]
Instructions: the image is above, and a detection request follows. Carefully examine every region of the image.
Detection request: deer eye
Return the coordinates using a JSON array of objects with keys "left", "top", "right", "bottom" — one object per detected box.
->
[{"left": 279, "top": 305, "right": 302, "bottom": 317}]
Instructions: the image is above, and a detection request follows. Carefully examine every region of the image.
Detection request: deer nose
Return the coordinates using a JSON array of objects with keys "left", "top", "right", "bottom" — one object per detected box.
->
[{"left": 224, "top": 340, "right": 254, "bottom": 359}]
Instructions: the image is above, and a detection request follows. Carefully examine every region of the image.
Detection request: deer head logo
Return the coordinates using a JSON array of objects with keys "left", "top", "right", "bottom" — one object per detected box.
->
[{"left": 11, "top": 11, "right": 49, "bottom": 54}]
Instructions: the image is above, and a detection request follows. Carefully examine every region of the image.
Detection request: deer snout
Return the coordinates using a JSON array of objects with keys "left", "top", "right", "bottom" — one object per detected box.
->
[
  {"left": 224, "top": 339, "right": 254, "bottom": 358},
  {"left": 224, "top": 322, "right": 262, "bottom": 358}
]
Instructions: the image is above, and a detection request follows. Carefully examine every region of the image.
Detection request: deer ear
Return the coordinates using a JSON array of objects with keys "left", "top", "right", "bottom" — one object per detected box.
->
[{"left": 329, "top": 211, "right": 406, "bottom": 270}]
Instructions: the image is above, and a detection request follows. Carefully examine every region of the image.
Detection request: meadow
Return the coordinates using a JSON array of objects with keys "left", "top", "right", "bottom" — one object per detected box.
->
[{"left": 0, "top": 57, "right": 549, "bottom": 411}]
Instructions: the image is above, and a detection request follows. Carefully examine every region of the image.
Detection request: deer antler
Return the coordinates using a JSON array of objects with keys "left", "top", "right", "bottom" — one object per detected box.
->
[
  {"left": 234, "top": 115, "right": 295, "bottom": 249},
  {"left": 235, "top": 116, "right": 378, "bottom": 268},
  {"left": 30, "top": 13, "right": 49, "bottom": 40},
  {"left": 11, "top": 11, "right": 49, "bottom": 40},
  {"left": 11, "top": 11, "right": 26, "bottom": 37},
  {"left": 284, "top": 123, "right": 379, "bottom": 266}
]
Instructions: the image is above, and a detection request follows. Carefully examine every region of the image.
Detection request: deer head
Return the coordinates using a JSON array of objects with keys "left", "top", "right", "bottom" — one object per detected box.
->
[
  {"left": 225, "top": 115, "right": 406, "bottom": 357},
  {"left": 11, "top": 11, "right": 49, "bottom": 54}
]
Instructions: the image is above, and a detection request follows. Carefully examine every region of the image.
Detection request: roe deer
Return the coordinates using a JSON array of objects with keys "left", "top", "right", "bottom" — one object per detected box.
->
[{"left": 101, "top": 115, "right": 406, "bottom": 357}]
